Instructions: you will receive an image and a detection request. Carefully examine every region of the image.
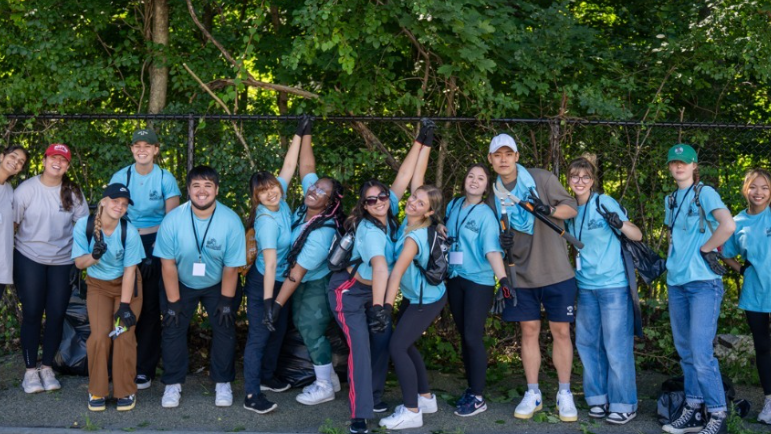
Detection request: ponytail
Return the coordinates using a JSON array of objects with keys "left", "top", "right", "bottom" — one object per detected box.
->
[
  {"left": 60, "top": 174, "right": 83, "bottom": 212},
  {"left": 93, "top": 202, "right": 104, "bottom": 242}
]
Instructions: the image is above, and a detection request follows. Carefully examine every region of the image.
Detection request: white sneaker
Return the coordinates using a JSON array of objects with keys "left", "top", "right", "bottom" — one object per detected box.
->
[
  {"left": 162, "top": 384, "right": 182, "bottom": 408},
  {"left": 38, "top": 367, "right": 61, "bottom": 391},
  {"left": 22, "top": 370, "right": 44, "bottom": 394},
  {"left": 302, "top": 371, "right": 341, "bottom": 393},
  {"left": 556, "top": 390, "right": 578, "bottom": 422},
  {"left": 759, "top": 397, "right": 771, "bottom": 424},
  {"left": 379, "top": 405, "right": 423, "bottom": 430},
  {"left": 215, "top": 382, "right": 233, "bottom": 407},
  {"left": 296, "top": 380, "right": 335, "bottom": 406},
  {"left": 418, "top": 393, "right": 438, "bottom": 414},
  {"left": 514, "top": 390, "right": 543, "bottom": 419}
]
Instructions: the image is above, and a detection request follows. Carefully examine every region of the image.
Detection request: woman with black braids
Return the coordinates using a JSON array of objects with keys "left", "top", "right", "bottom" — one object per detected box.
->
[
  {"left": 328, "top": 119, "right": 435, "bottom": 434},
  {"left": 270, "top": 133, "right": 346, "bottom": 406}
]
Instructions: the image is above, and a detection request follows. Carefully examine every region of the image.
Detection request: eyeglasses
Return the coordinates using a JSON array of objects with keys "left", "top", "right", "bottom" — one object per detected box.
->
[
  {"left": 570, "top": 175, "right": 592, "bottom": 184},
  {"left": 364, "top": 192, "right": 390, "bottom": 206},
  {"left": 308, "top": 183, "right": 328, "bottom": 198}
]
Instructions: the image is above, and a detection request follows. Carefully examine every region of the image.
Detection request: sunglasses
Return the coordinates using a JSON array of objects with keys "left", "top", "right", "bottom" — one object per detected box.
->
[
  {"left": 364, "top": 192, "right": 389, "bottom": 206},
  {"left": 308, "top": 183, "right": 328, "bottom": 198}
]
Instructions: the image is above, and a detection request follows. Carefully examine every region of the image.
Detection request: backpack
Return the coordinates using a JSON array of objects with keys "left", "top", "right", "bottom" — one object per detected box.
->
[
  {"left": 327, "top": 230, "right": 360, "bottom": 273},
  {"left": 86, "top": 214, "right": 128, "bottom": 249},
  {"left": 413, "top": 225, "right": 450, "bottom": 308},
  {"left": 667, "top": 182, "right": 716, "bottom": 234}
]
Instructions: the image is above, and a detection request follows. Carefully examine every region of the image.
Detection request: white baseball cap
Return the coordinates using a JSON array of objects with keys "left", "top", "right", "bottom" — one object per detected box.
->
[{"left": 488, "top": 134, "right": 518, "bottom": 154}]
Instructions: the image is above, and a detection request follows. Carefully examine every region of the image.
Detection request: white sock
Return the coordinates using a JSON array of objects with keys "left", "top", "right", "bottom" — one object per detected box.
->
[{"left": 314, "top": 363, "right": 333, "bottom": 384}]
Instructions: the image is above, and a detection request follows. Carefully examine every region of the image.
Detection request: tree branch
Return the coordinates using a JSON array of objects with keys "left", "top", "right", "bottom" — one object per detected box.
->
[{"left": 348, "top": 116, "right": 400, "bottom": 172}]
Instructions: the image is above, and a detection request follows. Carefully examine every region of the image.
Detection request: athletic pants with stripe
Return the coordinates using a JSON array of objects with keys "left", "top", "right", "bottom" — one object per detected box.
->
[{"left": 328, "top": 271, "right": 392, "bottom": 419}]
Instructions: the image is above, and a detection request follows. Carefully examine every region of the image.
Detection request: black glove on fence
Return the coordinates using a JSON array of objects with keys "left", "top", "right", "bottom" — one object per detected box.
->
[
  {"left": 700, "top": 250, "right": 726, "bottom": 276},
  {"left": 164, "top": 300, "right": 183, "bottom": 328},
  {"left": 416, "top": 118, "right": 435, "bottom": 147},
  {"left": 295, "top": 114, "right": 312, "bottom": 136},
  {"left": 214, "top": 295, "right": 235, "bottom": 328},
  {"left": 92, "top": 239, "right": 108, "bottom": 260}
]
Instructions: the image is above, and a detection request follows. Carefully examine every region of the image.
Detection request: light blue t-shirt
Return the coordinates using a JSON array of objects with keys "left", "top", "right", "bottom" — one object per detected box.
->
[
  {"left": 724, "top": 208, "right": 771, "bottom": 312},
  {"left": 71, "top": 216, "right": 145, "bottom": 281},
  {"left": 351, "top": 190, "right": 400, "bottom": 280},
  {"left": 154, "top": 201, "right": 246, "bottom": 289},
  {"left": 566, "top": 194, "right": 628, "bottom": 290},
  {"left": 395, "top": 222, "right": 446, "bottom": 304},
  {"left": 255, "top": 177, "right": 293, "bottom": 282},
  {"left": 290, "top": 173, "right": 337, "bottom": 283},
  {"left": 445, "top": 198, "right": 502, "bottom": 286},
  {"left": 110, "top": 164, "right": 182, "bottom": 228},
  {"left": 664, "top": 185, "right": 727, "bottom": 286}
]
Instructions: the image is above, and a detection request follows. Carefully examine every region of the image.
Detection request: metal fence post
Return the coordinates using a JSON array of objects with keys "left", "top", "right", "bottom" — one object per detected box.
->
[
  {"left": 187, "top": 113, "right": 195, "bottom": 172},
  {"left": 549, "top": 119, "right": 561, "bottom": 177}
]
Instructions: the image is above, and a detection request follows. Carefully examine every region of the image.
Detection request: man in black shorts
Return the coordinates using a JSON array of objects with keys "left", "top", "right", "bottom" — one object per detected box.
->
[{"left": 487, "top": 134, "right": 579, "bottom": 422}]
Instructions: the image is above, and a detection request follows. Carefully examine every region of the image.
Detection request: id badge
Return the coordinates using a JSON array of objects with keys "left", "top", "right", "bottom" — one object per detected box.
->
[
  {"left": 193, "top": 262, "right": 206, "bottom": 277},
  {"left": 575, "top": 252, "right": 582, "bottom": 271},
  {"left": 449, "top": 251, "right": 464, "bottom": 265}
]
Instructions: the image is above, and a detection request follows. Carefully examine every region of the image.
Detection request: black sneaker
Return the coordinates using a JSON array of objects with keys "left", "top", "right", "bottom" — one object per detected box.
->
[
  {"left": 697, "top": 412, "right": 727, "bottom": 434},
  {"left": 88, "top": 394, "right": 106, "bottom": 412},
  {"left": 349, "top": 418, "right": 368, "bottom": 434},
  {"left": 455, "top": 388, "right": 473, "bottom": 408},
  {"left": 605, "top": 411, "right": 636, "bottom": 425},
  {"left": 243, "top": 393, "right": 277, "bottom": 414},
  {"left": 663, "top": 403, "right": 706, "bottom": 434},
  {"left": 260, "top": 377, "right": 290, "bottom": 392},
  {"left": 588, "top": 404, "right": 609, "bottom": 418},
  {"left": 117, "top": 394, "right": 136, "bottom": 411},
  {"left": 454, "top": 394, "right": 487, "bottom": 417},
  {"left": 373, "top": 401, "right": 388, "bottom": 413},
  {"left": 135, "top": 375, "right": 152, "bottom": 390}
]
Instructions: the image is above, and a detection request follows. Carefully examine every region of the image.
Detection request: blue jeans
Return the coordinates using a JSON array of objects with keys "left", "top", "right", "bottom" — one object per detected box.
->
[
  {"left": 668, "top": 279, "right": 727, "bottom": 412},
  {"left": 576, "top": 287, "right": 637, "bottom": 413}
]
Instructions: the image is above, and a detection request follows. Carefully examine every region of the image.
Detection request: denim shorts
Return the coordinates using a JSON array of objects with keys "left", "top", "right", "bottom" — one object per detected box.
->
[{"left": 502, "top": 278, "right": 578, "bottom": 323}]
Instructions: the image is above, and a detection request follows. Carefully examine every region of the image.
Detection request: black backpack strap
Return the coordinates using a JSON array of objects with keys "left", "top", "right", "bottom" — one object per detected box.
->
[
  {"left": 86, "top": 214, "right": 96, "bottom": 246},
  {"left": 120, "top": 218, "right": 127, "bottom": 249},
  {"left": 126, "top": 166, "right": 132, "bottom": 189}
]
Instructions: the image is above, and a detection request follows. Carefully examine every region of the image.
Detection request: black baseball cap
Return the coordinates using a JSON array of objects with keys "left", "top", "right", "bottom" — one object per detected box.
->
[{"left": 103, "top": 183, "right": 134, "bottom": 205}]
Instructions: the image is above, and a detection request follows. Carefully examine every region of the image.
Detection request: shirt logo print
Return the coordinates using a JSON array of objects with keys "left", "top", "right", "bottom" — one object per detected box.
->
[
  {"left": 464, "top": 220, "right": 480, "bottom": 234},
  {"left": 587, "top": 219, "right": 605, "bottom": 230},
  {"left": 149, "top": 190, "right": 162, "bottom": 201},
  {"left": 115, "top": 249, "right": 125, "bottom": 261},
  {"left": 206, "top": 238, "right": 222, "bottom": 251},
  {"left": 766, "top": 227, "right": 771, "bottom": 237},
  {"left": 566, "top": 306, "right": 574, "bottom": 316}
]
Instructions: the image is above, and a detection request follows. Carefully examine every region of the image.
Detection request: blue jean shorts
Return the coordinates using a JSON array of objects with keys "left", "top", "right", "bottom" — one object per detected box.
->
[{"left": 502, "top": 278, "right": 578, "bottom": 323}]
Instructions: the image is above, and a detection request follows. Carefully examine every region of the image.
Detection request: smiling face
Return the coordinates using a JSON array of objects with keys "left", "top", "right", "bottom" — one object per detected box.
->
[
  {"left": 487, "top": 147, "right": 519, "bottom": 179},
  {"left": 464, "top": 166, "right": 488, "bottom": 198},
  {"left": 257, "top": 183, "right": 282, "bottom": 210},
  {"left": 304, "top": 178, "right": 332, "bottom": 211},
  {"left": 188, "top": 177, "right": 218, "bottom": 210},
  {"left": 101, "top": 197, "right": 129, "bottom": 220},
  {"left": 363, "top": 185, "right": 390, "bottom": 219},
  {"left": 43, "top": 154, "right": 70, "bottom": 178},
  {"left": 568, "top": 168, "right": 594, "bottom": 198},
  {"left": 131, "top": 141, "right": 159, "bottom": 165},
  {"left": 405, "top": 189, "right": 434, "bottom": 220},
  {"left": 0, "top": 149, "right": 27, "bottom": 177},
  {"left": 746, "top": 174, "right": 771, "bottom": 209},
  {"left": 668, "top": 161, "right": 696, "bottom": 184}
]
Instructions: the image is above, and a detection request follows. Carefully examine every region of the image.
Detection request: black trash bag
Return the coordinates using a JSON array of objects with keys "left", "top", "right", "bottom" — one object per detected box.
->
[
  {"left": 275, "top": 318, "right": 349, "bottom": 388},
  {"left": 53, "top": 285, "right": 91, "bottom": 376},
  {"left": 621, "top": 237, "right": 666, "bottom": 285},
  {"left": 657, "top": 376, "right": 748, "bottom": 424}
]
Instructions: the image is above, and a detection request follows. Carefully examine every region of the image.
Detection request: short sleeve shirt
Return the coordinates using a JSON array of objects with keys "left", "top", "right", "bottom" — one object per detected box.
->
[
  {"left": 395, "top": 223, "right": 446, "bottom": 304},
  {"left": 445, "top": 198, "right": 502, "bottom": 286},
  {"left": 350, "top": 190, "right": 400, "bottom": 280},
  {"left": 255, "top": 177, "right": 293, "bottom": 282},
  {"left": 291, "top": 173, "right": 337, "bottom": 282},
  {"left": 110, "top": 164, "right": 181, "bottom": 228},
  {"left": 723, "top": 209, "right": 771, "bottom": 312},
  {"left": 664, "top": 185, "right": 727, "bottom": 286},
  {"left": 154, "top": 201, "right": 246, "bottom": 289},
  {"left": 71, "top": 217, "right": 145, "bottom": 280},
  {"left": 566, "top": 194, "right": 628, "bottom": 290},
  {"left": 14, "top": 175, "right": 89, "bottom": 265},
  {"left": 0, "top": 183, "right": 15, "bottom": 284}
]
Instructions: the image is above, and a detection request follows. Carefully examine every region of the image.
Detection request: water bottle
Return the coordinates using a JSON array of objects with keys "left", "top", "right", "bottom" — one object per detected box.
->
[{"left": 328, "top": 232, "right": 355, "bottom": 269}]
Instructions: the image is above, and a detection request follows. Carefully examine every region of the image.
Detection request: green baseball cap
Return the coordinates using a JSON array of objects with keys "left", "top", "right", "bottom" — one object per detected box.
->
[
  {"left": 132, "top": 128, "right": 159, "bottom": 145},
  {"left": 667, "top": 144, "right": 697, "bottom": 164}
]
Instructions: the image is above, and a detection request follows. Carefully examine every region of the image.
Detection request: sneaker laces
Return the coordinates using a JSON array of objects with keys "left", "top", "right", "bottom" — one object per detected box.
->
[
  {"left": 457, "top": 390, "right": 473, "bottom": 406},
  {"left": 671, "top": 404, "right": 696, "bottom": 427},
  {"left": 164, "top": 384, "right": 181, "bottom": 397},
  {"left": 701, "top": 414, "right": 726, "bottom": 434},
  {"left": 39, "top": 368, "right": 55, "bottom": 381},
  {"left": 216, "top": 383, "right": 231, "bottom": 394}
]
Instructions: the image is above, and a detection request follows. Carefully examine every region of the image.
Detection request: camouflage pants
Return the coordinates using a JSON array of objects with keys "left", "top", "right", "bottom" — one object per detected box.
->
[{"left": 292, "top": 274, "right": 333, "bottom": 365}]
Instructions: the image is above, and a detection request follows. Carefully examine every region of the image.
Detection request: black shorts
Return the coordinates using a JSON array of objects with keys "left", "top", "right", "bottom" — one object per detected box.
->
[{"left": 501, "top": 278, "right": 578, "bottom": 323}]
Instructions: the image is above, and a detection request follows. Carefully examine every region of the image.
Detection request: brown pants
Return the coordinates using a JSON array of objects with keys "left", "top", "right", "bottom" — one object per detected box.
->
[{"left": 86, "top": 275, "right": 142, "bottom": 398}]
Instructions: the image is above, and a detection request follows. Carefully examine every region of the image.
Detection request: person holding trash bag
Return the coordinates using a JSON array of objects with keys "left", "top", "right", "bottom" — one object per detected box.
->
[
  {"left": 565, "top": 155, "right": 642, "bottom": 425},
  {"left": 443, "top": 163, "right": 510, "bottom": 417},
  {"left": 110, "top": 128, "right": 181, "bottom": 391},
  {"left": 14, "top": 143, "right": 89, "bottom": 394},
  {"left": 72, "top": 183, "right": 145, "bottom": 411},
  {"left": 486, "top": 133, "right": 579, "bottom": 422},
  {"left": 661, "top": 144, "right": 735, "bottom": 434},
  {"left": 328, "top": 119, "right": 434, "bottom": 434},
  {"left": 154, "top": 165, "right": 245, "bottom": 409},
  {"left": 722, "top": 168, "right": 771, "bottom": 425},
  {"left": 242, "top": 116, "right": 308, "bottom": 414}
]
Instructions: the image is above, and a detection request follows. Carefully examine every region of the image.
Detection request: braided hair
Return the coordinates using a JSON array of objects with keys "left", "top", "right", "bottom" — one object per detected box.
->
[
  {"left": 284, "top": 177, "right": 346, "bottom": 277},
  {"left": 93, "top": 201, "right": 105, "bottom": 242},
  {"left": 344, "top": 179, "right": 398, "bottom": 241}
]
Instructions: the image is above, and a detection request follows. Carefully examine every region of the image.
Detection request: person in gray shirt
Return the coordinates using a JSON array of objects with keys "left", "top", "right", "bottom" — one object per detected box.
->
[
  {"left": 13, "top": 143, "right": 88, "bottom": 394},
  {"left": 0, "top": 145, "right": 29, "bottom": 286}
]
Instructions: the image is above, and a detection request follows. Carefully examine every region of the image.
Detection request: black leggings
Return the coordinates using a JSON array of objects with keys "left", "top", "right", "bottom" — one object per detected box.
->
[
  {"left": 746, "top": 310, "right": 771, "bottom": 395},
  {"left": 13, "top": 250, "right": 73, "bottom": 369},
  {"left": 390, "top": 293, "right": 447, "bottom": 409},
  {"left": 135, "top": 232, "right": 163, "bottom": 379},
  {"left": 447, "top": 276, "right": 495, "bottom": 395}
]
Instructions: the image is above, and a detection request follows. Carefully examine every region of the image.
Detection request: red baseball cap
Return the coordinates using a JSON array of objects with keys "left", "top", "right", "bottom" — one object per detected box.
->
[{"left": 44, "top": 143, "right": 72, "bottom": 162}]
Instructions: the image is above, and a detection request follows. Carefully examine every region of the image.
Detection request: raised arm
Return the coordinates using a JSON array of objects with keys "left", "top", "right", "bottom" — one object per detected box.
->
[
  {"left": 298, "top": 117, "right": 315, "bottom": 179},
  {"left": 391, "top": 119, "right": 435, "bottom": 199},
  {"left": 410, "top": 145, "right": 432, "bottom": 194},
  {"left": 278, "top": 116, "right": 311, "bottom": 188}
]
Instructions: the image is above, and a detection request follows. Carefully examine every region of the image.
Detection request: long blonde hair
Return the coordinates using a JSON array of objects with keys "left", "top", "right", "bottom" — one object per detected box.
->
[{"left": 405, "top": 185, "right": 444, "bottom": 235}]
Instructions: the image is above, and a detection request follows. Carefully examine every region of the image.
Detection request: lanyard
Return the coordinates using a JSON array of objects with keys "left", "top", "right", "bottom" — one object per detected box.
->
[
  {"left": 572, "top": 193, "right": 593, "bottom": 244},
  {"left": 452, "top": 199, "right": 479, "bottom": 241},
  {"left": 668, "top": 185, "right": 694, "bottom": 232},
  {"left": 190, "top": 205, "right": 216, "bottom": 262}
]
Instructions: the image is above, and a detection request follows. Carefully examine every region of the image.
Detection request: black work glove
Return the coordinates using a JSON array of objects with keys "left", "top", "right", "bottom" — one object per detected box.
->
[
  {"left": 163, "top": 299, "right": 184, "bottom": 328},
  {"left": 499, "top": 230, "right": 515, "bottom": 250},
  {"left": 303, "top": 115, "right": 314, "bottom": 136},
  {"left": 214, "top": 294, "right": 235, "bottom": 329},
  {"left": 599, "top": 204, "right": 624, "bottom": 230},
  {"left": 416, "top": 118, "right": 435, "bottom": 147},
  {"left": 91, "top": 238, "right": 108, "bottom": 260},
  {"left": 138, "top": 257, "right": 155, "bottom": 279},
  {"left": 528, "top": 195, "right": 552, "bottom": 216},
  {"left": 114, "top": 302, "right": 137, "bottom": 329},
  {"left": 700, "top": 250, "right": 726, "bottom": 276},
  {"left": 740, "top": 260, "right": 752, "bottom": 276},
  {"left": 263, "top": 298, "right": 282, "bottom": 332},
  {"left": 367, "top": 305, "right": 389, "bottom": 333},
  {"left": 499, "top": 277, "right": 513, "bottom": 300},
  {"left": 295, "top": 114, "right": 312, "bottom": 136}
]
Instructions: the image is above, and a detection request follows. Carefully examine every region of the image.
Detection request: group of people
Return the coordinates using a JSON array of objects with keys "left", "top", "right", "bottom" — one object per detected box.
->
[{"left": 1, "top": 116, "right": 769, "bottom": 434}]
